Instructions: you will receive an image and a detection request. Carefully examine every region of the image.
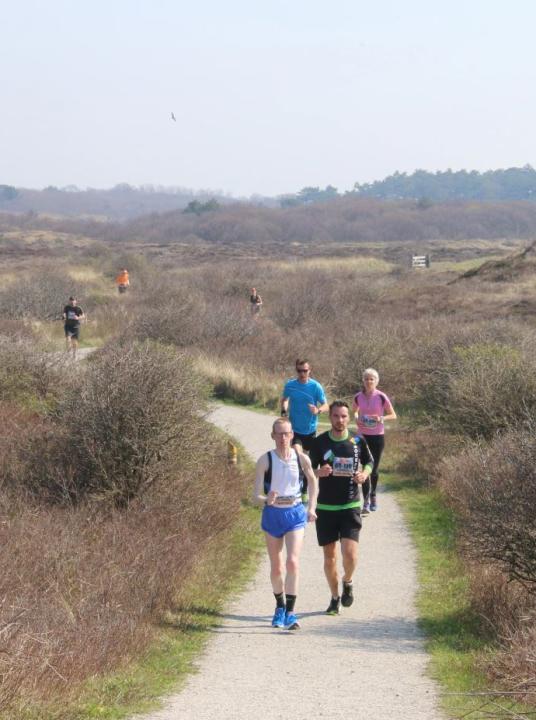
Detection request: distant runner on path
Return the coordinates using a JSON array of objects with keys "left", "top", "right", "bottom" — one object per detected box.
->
[
  {"left": 62, "top": 296, "right": 85, "bottom": 359},
  {"left": 249, "top": 287, "right": 262, "bottom": 315},
  {"left": 115, "top": 268, "right": 130, "bottom": 294},
  {"left": 254, "top": 417, "right": 318, "bottom": 630},
  {"left": 280, "top": 359, "right": 329, "bottom": 453},
  {"left": 310, "top": 401, "right": 373, "bottom": 615},
  {"left": 353, "top": 367, "right": 397, "bottom": 514}
]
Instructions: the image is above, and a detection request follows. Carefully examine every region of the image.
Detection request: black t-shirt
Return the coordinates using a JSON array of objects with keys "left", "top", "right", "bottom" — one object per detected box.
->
[
  {"left": 310, "top": 431, "right": 373, "bottom": 508},
  {"left": 250, "top": 294, "right": 262, "bottom": 305},
  {"left": 63, "top": 305, "right": 83, "bottom": 326}
]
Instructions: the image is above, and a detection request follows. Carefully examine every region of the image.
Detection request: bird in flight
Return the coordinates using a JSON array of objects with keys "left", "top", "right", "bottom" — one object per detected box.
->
[{"left": 171, "top": 112, "right": 176, "bottom": 121}]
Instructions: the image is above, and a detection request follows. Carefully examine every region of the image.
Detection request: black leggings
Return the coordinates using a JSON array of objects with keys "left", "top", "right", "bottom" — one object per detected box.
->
[{"left": 362, "top": 434, "right": 385, "bottom": 500}]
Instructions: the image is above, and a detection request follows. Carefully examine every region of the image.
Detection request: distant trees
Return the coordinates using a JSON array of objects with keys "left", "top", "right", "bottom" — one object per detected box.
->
[
  {"left": 183, "top": 198, "right": 220, "bottom": 215},
  {"left": 0, "top": 185, "right": 18, "bottom": 201},
  {"left": 280, "top": 185, "right": 339, "bottom": 207},
  {"left": 353, "top": 165, "right": 536, "bottom": 201}
]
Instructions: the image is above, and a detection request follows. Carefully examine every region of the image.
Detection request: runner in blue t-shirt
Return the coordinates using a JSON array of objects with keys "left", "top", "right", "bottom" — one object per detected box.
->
[{"left": 280, "top": 359, "right": 329, "bottom": 452}]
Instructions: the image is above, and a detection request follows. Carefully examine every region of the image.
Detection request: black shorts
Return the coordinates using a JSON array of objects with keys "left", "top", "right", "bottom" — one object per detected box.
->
[
  {"left": 64, "top": 324, "right": 80, "bottom": 339},
  {"left": 315, "top": 508, "right": 362, "bottom": 546},
  {"left": 292, "top": 431, "right": 316, "bottom": 452}
]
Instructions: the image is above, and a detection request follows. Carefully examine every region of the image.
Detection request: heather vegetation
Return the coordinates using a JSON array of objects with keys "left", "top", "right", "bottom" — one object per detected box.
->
[{"left": 1, "top": 205, "right": 535, "bottom": 715}]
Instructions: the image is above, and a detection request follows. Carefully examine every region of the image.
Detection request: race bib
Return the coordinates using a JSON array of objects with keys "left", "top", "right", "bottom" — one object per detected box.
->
[
  {"left": 67, "top": 311, "right": 78, "bottom": 320},
  {"left": 274, "top": 495, "right": 299, "bottom": 506},
  {"left": 361, "top": 415, "right": 377, "bottom": 429},
  {"left": 332, "top": 456, "right": 354, "bottom": 476}
]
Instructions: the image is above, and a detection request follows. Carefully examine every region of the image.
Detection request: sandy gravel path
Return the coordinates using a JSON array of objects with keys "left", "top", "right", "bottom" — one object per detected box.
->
[{"left": 137, "top": 405, "right": 444, "bottom": 720}]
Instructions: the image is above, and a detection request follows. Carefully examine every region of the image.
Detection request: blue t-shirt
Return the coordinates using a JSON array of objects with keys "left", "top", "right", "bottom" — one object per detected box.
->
[{"left": 282, "top": 378, "right": 327, "bottom": 435}]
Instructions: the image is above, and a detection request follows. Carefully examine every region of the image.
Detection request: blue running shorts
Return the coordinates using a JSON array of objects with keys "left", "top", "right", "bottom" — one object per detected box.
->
[{"left": 261, "top": 504, "right": 306, "bottom": 538}]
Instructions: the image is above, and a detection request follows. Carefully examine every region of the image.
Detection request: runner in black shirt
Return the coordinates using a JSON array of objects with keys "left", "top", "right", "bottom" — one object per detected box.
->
[
  {"left": 249, "top": 287, "right": 263, "bottom": 316},
  {"left": 310, "top": 400, "right": 373, "bottom": 615},
  {"left": 62, "top": 296, "right": 85, "bottom": 358}
]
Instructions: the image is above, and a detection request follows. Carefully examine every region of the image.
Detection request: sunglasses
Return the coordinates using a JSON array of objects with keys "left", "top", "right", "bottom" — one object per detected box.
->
[{"left": 297, "top": 368, "right": 310, "bottom": 374}]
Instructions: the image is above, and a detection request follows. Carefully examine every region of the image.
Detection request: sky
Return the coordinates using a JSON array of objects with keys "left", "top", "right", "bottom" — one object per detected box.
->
[{"left": 2, "top": 0, "right": 536, "bottom": 197}]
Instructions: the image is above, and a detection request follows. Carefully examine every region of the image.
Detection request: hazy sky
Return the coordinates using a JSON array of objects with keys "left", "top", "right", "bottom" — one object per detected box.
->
[{"left": 3, "top": 0, "right": 536, "bottom": 196}]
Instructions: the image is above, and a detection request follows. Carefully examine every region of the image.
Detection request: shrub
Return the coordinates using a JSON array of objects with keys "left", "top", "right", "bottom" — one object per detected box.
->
[
  {"left": 22, "top": 341, "right": 208, "bottom": 504},
  {"left": 331, "top": 319, "right": 410, "bottom": 403},
  {"left": 417, "top": 342, "right": 536, "bottom": 439},
  {"left": 0, "top": 335, "right": 64, "bottom": 407},
  {"left": 435, "top": 430, "right": 536, "bottom": 592},
  {"left": 0, "top": 271, "right": 91, "bottom": 321},
  {"left": 0, "top": 455, "right": 248, "bottom": 707}
]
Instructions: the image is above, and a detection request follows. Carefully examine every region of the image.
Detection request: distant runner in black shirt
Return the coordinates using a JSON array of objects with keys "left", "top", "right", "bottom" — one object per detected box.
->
[
  {"left": 250, "top": 287, "right": 263, "bottom": 316},
  {"left": 62, "top": 296, "right": 85, "bottom": 358},
  {"left": 310, "top": 400, "right": 373, "bottom": 615}
]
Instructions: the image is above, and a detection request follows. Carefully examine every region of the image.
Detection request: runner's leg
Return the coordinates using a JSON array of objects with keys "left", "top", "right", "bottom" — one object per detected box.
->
[
  {"left": 283, "top": 528, "right": 304, "bottom": 596},
  {"left": 367, "top": 435, "right": 385, "bottom": 496},
  {"left": 265, "top": 533, "right": 285, "bottom": 594},
  {"left": 341, "top": 538, "right": 359, "bottom": 583},
  {"left": 322, "top": 542, "right": 340, "bottom": 598}
]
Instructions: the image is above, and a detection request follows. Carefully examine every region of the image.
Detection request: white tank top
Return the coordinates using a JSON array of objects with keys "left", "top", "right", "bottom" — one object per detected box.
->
[{"left": 268, "top": 449, "right": 302, "bottom": 501}]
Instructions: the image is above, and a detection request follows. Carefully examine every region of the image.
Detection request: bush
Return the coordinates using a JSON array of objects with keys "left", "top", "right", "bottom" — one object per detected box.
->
[
  {"left": 415, "top": 338, "right": 536, "bottom": 439},
  {"left": 436, "top": 430, "right": 536, "bottom": 592},
  {"left": 0, "top": 335, "right": 64, "bottom": 407},
  {"left": 21, "top": 341, "right": 208, "bottom": 504},
  {"left": 0, "top": 456, "right": 248, "bottom": 707},
  {"left": 331, "top": 319, "right": 410, "bottom": 403},
  {"left": 0, "top": 271, "right": 91, "bottom": 321}
]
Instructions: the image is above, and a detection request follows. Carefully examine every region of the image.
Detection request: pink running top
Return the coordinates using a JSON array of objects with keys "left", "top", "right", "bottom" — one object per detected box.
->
[{"left": 354, "top": 390, "right": 393, "bottom": 436}]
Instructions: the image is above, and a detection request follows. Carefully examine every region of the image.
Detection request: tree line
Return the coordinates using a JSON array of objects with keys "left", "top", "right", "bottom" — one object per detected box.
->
[{"left": 280, "top": 166, "right": 536, "bottom": 206}]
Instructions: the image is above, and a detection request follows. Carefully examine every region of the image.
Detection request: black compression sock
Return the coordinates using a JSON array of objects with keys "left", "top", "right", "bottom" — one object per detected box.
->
[
  {"left": 285, "top": 594, "right": 296, "bottom": 613},
  {"left": 274, "top": 592, "right": 285, "bottom": 609}
]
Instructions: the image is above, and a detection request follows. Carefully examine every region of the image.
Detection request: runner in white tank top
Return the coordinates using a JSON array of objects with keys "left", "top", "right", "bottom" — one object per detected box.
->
[{"left": 254, "top": 418, "right": 318, "bottom": 630}]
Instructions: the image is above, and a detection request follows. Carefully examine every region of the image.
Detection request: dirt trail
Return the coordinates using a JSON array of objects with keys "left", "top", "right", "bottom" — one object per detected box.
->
[{"left": 135, "top": 405, "right": 444, "bottom": 720}]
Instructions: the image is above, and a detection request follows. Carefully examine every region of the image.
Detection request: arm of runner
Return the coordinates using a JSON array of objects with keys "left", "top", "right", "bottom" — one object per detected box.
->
[
  {"left": 370, "top": 402, "right": 397, "bottom": 424},
  {"left": 254, "top": 453, "right": 276, "bottom": 506},
  {"left": 280, "top": 395, "right": 289, "bottom": 416},
  {"left": 381, "top": 401, "right": 397, "bottom": 422},
  {"left": 307, "top": 402, "right": 329, "bottom": 416},
  {"left": 354, "top": 464, "right": 373, "bottom": 484},
  {"left": 298, "top": 454, "right": 318, "bottom": 521},
  {"left": 354, "top": 439, "right": 374, "bottom": 484}
]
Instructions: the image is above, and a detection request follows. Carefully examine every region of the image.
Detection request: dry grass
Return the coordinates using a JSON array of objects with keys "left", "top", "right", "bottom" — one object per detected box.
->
[
  {"left": 274, "top": 255, "right": 394, "bottom": 273},
  {"left": 194, "top": 353, "right": 280, "bottom": 407},
  {"left": 67, "top": 267, "right": 105, "bottom": 283}
]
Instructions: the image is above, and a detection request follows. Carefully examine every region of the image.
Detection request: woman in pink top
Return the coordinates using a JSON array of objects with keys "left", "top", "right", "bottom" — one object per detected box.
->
[{"left": 352, "top": 368, "right": 397, "bottom": 513}]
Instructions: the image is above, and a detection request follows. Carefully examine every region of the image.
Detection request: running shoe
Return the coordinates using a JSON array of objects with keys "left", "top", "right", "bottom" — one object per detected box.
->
[
  {"left": 326, "top": 597, "right": 341, "bottom": 615},
  {"left": 341, "top": 581, "right": 354, "bottom": 608},
  {"left": 370, "top": 495, "right": 377, "bottom": 511},
  {"left": 271, "top": 607, "right": 286, "bottom": 628},
  {"left": 361, "top": 501, "right": 370, "bottom": 516},
  {"left": 284, "top": 612, "right": 300, "bottom": 630}
]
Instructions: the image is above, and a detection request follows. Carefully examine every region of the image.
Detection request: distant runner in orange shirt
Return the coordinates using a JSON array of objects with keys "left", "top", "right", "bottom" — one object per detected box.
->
[{"left": 115, "top": 268, "right": 130, "bottom": 294}]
